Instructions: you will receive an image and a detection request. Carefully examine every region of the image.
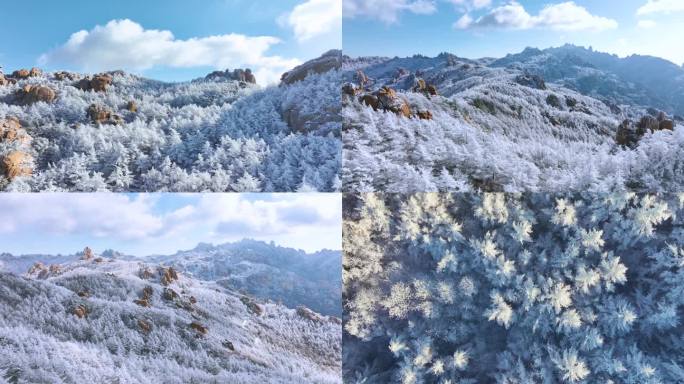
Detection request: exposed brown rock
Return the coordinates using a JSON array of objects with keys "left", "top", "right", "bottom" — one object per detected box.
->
[
  {"left": 77, "top": 290, "right": 90, "bottom": 298},
  {"left": 660, "top": 119, "right": 674, "bottom": 131},
  {"left": 281, "top": 49, "right": 341, "bottom": 85},
  {"left": 0, "top": 73, "right": 8, "bottom": 86},
  {"left": 2, "top": 151, "right": 33, "bottom": 180},
  {"left": 190, "top": 321, "right": 208, "bottom": 335},
  {"left": 142, "top": 286, "right": 153, "bottom": 299},
  {"left": 240, "top": 296, "right": 263, "bottom": 316},
  {"left": 160, "top": 267, "right": 179, "bottom": 286},
  {"left": 1, "top": 117, "right": 31, "bottom": 146},
  {"left": 163, "top": 288, "right": 179, "bottom": 301},
  {"left": 81, "top": 247, "right": 94, "bottom": 260},
  {"left": 16, "top": 85, "right": 56, "bottom": 104},
  {"left": 73, "top": 305, "right": 88, "bottom": 319},
  {"left": 417, "top": 110, "right": 433, "bottom": 120},
  {"left": 134, "top": 298, "right": 150, "bottom": 307},
  {"left": 54, "top": 71, "right": 79, "bottom": 81},
  {"left": 359, "top": 94, "right": 380, "bottom": 110},
  {"left": 87, "top": 104, "right": 123, "bottom": 125},
  {"left": 356, "top": 70, "right": 369, "bottom": 87},
  {"left": 138, "top": 319, "right": 152, "bottom": 333},
  {"left": 412, "top": 78, "right": 438, "bottom": 97},
  {"left": 328, "top": 316, "right": 342, "bottom": 325},
  {"left": 139, "top": 267, "right": 153, "bottom": 280},
  {"left": 27, "top": 262, "right": 47, "bottom": 277},
  {"left": 29, "top": 67, "right": 42, "bottom": 77},
  {"left": 189, "top": 296, "right": 197, "bottom": 304},
  {"left": 12, "top": 69, "right": 30, "bottom": 79},
  {"left": 637, "top": 115, "right": 659, "bottom": 133},
  {"left": 376, "top": 87, "right": 411, "bottom": 118},
  {"left": 94, "top": 257, "right": 104, "bottom": 263},
  {"left": 48, "top": 265, "right": 61, "bottom": 274},
  {"left": 75, "top": 74, "right": 113, "bottom": 92},
  {"left": 205, "top": 68, "right": 256, "bottom": 84},
  {"left": 342, "top": 82, "right": 361, "bottom": 97},
  {"left": 296, "top": 306, "right": 323, "bottom": 323},
  {"left": 126, "top": 100, "right": 137, "bottom": 112}
]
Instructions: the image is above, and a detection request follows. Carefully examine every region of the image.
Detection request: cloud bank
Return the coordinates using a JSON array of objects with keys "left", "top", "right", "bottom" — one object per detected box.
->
[
  {"left": 280, "top": 0, "right": 342, "bottom": 43},
  {"left": 38, "top": 19, "right": 301, "bottom": 84},
  {"left": 455, "top": 1, "right": 618, "bottom": 31},
  {"left": 0, "top": 194, "right": 341, "bottom": 253},
  {"left": 637, "top": 0, "right": 684, "bottom": 15},
  {"left": 343, "top": 0, "right": 437, "bottom": 24}
]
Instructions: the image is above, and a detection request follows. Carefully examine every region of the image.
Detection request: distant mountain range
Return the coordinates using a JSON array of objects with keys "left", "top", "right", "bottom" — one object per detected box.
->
[
  {"left": 491, "top": 44, "right": 684, "bottom": 116},
  {"left": 0, "top": 254, "right": 341, "bottom": 383},
  {"left": 0, "top": 239, "right": 342, "bottom": 316}
]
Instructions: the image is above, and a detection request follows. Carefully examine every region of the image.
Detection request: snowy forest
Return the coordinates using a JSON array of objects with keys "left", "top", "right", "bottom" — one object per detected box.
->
[
  {"left": 342, "top": 46, "right": 684, "bottom": 192},
  {"left": 0, "top": 245, "right": 342, "bottom": 383},
  {"left": 344, "top": 193, "right": 684, "bottom": 383},
  {"left": 0, "top": 50, "right": 341, "bottom": 192}
]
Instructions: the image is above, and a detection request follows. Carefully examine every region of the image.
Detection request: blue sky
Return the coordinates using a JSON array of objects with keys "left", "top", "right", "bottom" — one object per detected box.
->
[
  {"left": 344, "top": 0, "right": 684, "bottom": 65},
  {"left": 0, "top": 193, "right": 341, "bottom": 256},
  {"left": 0, "top": 0, "right": 341, "bottom": 83}
]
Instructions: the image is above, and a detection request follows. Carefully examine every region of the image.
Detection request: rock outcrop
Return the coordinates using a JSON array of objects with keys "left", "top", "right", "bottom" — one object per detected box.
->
[
  {"left": 1, "top": 151, "right": 33, "bottom": 180},
  {"left": 75, "top": 74, "right": 113, "bottom": 92},
  {"left": 190, "top": 322, "right": 208, "bottom": 335},
  {"left": 16, "top": 85, "right": 56, "bottom": 104},
  {"left": 412, "top": 78, "right": 438, "bottom": 98},
  {"left": 126, "top": 101, "right": 138, "bottom": 113},
  {"left": 81, "top": 247, "right": 94, "bottom": 260},
  {"left": 240, "top": 296, "right": 262, "bottom": 316},
  {"left": 1, "top": 117, "right": 31, "bottom": 146},
  {"left": 160, "top": 267, "right": 179, "bottom": 286},
  {"left": 281, "top": 50, "right": 342, "bottom": 85},
  {"left": 87, "top": 104, "right": 123, "bottom": 125},
  {"left": 73, "top": 304, "right": 88, "bottom": 319},
  {"left": 616, "top": 112, "right": 675, "bottom": 148},
  {"left": 205, "top": 68, "right": 256, "bottom": 84},
  {"left": 515, "top": 73, "right": 547, "bottom": 90},
  {"left": 360, "top": 86, "right": 411, "bottom": 118},
  {"left": 296, "top": 306, "right": 323, "bottom": 323},
  {"left": 54, "top": 71, "right": 79, "bottom": 81}
]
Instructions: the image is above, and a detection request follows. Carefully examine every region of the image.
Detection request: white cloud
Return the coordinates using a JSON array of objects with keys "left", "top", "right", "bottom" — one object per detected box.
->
[
  {"left": 38, "top": 19, "right": 301, "bottom": 84},
  {"left": 637, "top": 0, "right": 684, "bottom": 15},
  {"left": 344, "top": 0, "right": 437, "bottom": 24},
  {"left": 455, "top": 1, "right": 618, "bottom": 31},
  {"left": 0, "top": 194, "right": 163, "bottom": 239},
  {"left": 0, "top": 194, "right": 341, "bottom": 253},
  {"left": 448, "top": 0, "right": 491, "bottom": 10},
  {"left": 637, "top": 19, "right": 657, "bottom": 28},
  {"left": 280, "top": 0, "right": 342, "bottom": 43}
]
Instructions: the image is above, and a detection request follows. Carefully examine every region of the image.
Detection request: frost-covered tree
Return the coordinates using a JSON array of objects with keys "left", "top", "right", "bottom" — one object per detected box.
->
[
  {"left": 344, "top": 193, "right": 684, "bottom": 384},
  {"left": 0, "top": 55, "right": 341, "bottom": 192}
]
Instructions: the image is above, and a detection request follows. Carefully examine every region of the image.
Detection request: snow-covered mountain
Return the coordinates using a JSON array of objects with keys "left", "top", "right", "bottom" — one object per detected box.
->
[
  {"left": 0, "top": 254, "right": 341, "bottom": 383},
  {"left": 0, "top": 50, "right": 342, "bottom": 192},
  {"left": 342, "top": 47, "right": 683, "bottom": 193},
  {"left": 0, "top": 240, "right": 342, "bottom": 317},
  {"left": 491, "top": 45, "right": 684, "bottom": 116}
]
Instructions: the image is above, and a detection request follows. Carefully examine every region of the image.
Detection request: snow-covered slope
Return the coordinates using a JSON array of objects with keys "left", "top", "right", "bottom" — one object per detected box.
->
[
  {"left": 342, "top": 49, "right": 684, "bottom": 193},
  {"left": 0, "top": 240, "right": 342, "bottom": 317},
  {"left": 0, "top": 256, "right": 341, "bottom": 383},
  {"left": 0, "top": 50, "right": 341, "bottom": 192},
  {"left": 146, "top": 240, "right": 342, "bottom": 316}
]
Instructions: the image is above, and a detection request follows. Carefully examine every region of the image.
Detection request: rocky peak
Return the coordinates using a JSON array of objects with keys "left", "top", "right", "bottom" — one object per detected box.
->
[
  {"left": 204, "top": 68, "right": 256, "bottom": 84},
  {"left": 280, "top": 49, "right": 342, "bottom": 85}
]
